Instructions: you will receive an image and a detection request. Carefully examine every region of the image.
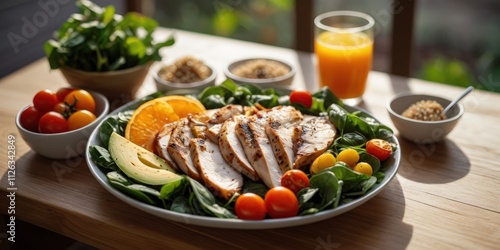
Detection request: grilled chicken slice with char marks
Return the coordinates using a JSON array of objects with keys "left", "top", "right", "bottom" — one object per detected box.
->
[
  {"left": 167, "top": 117, "right": 201, "bottom": 181},
  {"left": 154, "top": 121, "right": 179, "bottom": 171},
  {"left": 235, "top": 115, "right": 283, "bottom": 188},
  {"left": 219, "top": 115, "right": 259, "bottom": 181},
  {"left": 190, "top": 138, "right": 243, "bottom": 200},
  {"left": 293, "top": 116, "right": 336, "bottom": 169},
  {"left": 263, "top": 106, "right": 303, "bottom": 172}
]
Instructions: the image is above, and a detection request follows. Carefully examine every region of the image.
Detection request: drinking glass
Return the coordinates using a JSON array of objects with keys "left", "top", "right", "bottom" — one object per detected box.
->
[{"left": 314, "top": 11, "right": 375, "bottom": 106}]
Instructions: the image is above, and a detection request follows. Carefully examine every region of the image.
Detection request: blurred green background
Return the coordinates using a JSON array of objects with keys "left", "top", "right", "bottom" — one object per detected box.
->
[{"left": 151, "top": 0, "right": 500, "bottom": 93}]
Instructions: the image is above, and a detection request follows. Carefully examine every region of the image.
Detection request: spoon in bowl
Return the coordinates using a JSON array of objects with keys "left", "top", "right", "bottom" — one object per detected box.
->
[{"left": 442, "top": 86, "right": 474, "bottom": 116}]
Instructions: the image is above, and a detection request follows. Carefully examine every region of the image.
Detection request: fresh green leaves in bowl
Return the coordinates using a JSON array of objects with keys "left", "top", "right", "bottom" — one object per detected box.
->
[{"left": 44, "top": 0, "right": 175, "bottom": 72}]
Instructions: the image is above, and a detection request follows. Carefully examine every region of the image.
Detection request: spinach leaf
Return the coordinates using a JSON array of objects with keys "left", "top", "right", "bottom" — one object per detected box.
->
[
  {"left": 307, "top": 171, "right": 340, "bottom": 211},
  {"left": 187, "top": 177, "right": 236, "bottom": 218},
  {"left": 170, "top": 196, "right": 193, "bottom": 214},
  {"left": 109, "top": 181, "right": 158, "bottom": 205},
  {"left": 106, "top": 171, "right": 133, "bottom": 185},
  {"left": 330, "top": 163, "right": 371, "bottom": 193},
  {"left": 159, "top": 177, "right": 187, "bottom": 200},
  {"left": 359, "top": 152, "right": 381, "bottom": 174},
  {"left": 344, "top": 176, "right": 377, "bottom": 197},
  {"left": 242, "top": 180, "right": 269, "bottom": 198},
  {"left": 89, "top": 145, "right": 119, "bottom": 171}
]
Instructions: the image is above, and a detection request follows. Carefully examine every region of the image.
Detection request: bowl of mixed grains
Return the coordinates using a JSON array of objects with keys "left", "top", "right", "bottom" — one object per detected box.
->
[
  {"left": 153, "top": 56, "right": 217, "bottom": 92},
  {"left": 224, "top": 58, "right": 296, "bottom": 88},
  {"left": 386, "top": 93, "right": 464, "bottom": 143}
]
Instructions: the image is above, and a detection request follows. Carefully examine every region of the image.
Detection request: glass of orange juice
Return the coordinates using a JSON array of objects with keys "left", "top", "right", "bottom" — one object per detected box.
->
[{"left": 314, "top": 11, "right": 375, "bottom": 106}]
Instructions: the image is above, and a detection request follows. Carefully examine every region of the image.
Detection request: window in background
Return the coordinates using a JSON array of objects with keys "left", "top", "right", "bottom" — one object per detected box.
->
[
  {"left": 413, "top": 0, "right": 500, "bottom": 92},
  {"left": 152, "top": 0, "right": 294, "bottom": 48}
]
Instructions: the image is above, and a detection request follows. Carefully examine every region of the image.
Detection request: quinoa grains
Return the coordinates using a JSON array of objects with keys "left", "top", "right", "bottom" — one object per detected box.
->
[
  {"left": 158, "top": 56, "right": 211, "bottom": 83},
  {"left": 232, "top": 59, "right": 290, "bottom": 79},
  {"left": 402, "top": 100, "right": 447, "bottom": 121}
]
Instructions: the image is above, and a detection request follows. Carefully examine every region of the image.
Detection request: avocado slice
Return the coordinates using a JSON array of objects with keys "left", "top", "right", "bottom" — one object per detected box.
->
[{"left": 108, "top": 132, "right": 182, "bottom": 186}]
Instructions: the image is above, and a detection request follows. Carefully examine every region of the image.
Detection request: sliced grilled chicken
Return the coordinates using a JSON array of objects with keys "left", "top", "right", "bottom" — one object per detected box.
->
[
  {"left": 205, "top": 123, "right": 222, "bottom": 143},
  {"left": 207, "top": 105, "right": 243, "bottom": 124},
  {"left": 263, "top": 106, "right": 303, "bottom": 172},
  {"left": 219, "top": 115, "right": 260, "bottom": 181},
  {"left": 293, "top": 116, "right": 336, "bottom": 169},
  {"left": 190, "top": 138, "right": 243, "bottom": 200},
  {"left": 235, "top": 115, "right": 283, "bottom": 188},
  {"left": 155, "top": 122, "right": 179, "bottom": 172},
  {"left": 167, "top": 117, "right": 201, "bottom": 181}
]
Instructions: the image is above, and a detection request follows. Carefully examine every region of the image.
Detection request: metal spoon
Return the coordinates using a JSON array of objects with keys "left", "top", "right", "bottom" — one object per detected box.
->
[{"left": 442, "top": 86, "right": 474, "bottom": 115}]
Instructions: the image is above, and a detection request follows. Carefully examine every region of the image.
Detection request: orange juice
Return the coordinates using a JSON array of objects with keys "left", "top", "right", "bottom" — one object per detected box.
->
[{"left": 315, "top": 31, "right": 373, "bottom": 99}]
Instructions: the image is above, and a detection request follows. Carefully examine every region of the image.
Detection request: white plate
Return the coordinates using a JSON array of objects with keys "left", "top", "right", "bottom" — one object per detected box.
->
[{"left": 85, "top": 96, "right": 401, "bottom": 229}]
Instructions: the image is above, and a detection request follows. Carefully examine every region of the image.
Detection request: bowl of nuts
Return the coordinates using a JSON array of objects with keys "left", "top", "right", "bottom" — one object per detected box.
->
[
  {"left": 224, "top": 58, "right": 296, "bottom": 88},
  {"left": 386, "top": 92, "right": 464, "bottom": 143},
  {"left": 153, "top": 56, "right": 217, "bottom": 92}
]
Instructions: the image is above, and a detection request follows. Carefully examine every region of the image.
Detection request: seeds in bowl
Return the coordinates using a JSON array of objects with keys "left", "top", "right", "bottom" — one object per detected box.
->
[
  {"left": 158, "top": 56, "right": 211, "bottom": 83},
  {"left": 402, "top": 100, "right": 447, "bottom": 121},
  {"left": 232, "top": 59, "right": 290, "bottom": 79}
]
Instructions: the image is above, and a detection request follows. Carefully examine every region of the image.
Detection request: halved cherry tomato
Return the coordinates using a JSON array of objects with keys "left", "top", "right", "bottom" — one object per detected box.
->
[
  {"left": 289, "top": 89, "right": 313, "bottom": 108},
  {"left": 38, "top": 112, "right": 69, "bottom": 133},
  {"left": 55, "top": 87, "right": 77, "bottom": 102},
  {"left": 366, "top": 139, "right": 393, "bottom": 161},
  {"left": 235, "top": 193, "right": 266, "bottom": 220},
  {"left": 33, "top": 89, "right": 58, "bottom": 113},
  {"left": 19, "top": 105, "right": 43, "bottom": 132},
  {"left": 63, "top": 89, "right": 96, "bottom": 114},
  {"left": 281, "top": 169, "right": 309, "bottom": 193},
  {"left": 68, "top": 110, "right": 96, "bottom": 130},
  {"left": 264, "top": 186, "right": 299, "bottom": 218}
]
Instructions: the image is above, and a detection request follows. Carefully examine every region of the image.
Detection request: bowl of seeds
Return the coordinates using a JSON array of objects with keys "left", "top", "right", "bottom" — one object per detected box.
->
[
  {"left": 224, "top": 58, "right": 296, "bottom": 88},
  {"left": 153, "top": 56, "right": 216, "bottom": 92},
  {"left": 386, "top": 92, "right": 464, "bottom": 143}
]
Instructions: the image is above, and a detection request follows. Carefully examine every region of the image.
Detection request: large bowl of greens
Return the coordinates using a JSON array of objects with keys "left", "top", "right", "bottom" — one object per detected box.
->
[
  {"left": 45, "top": 0, "right": 175, "bottom": 104},
  {"left": 86, "top": 80, "right": 400, "bottom": 229}
]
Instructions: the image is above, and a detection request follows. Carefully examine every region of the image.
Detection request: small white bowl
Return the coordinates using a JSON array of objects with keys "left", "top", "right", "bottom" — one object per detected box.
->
[
  {"left": 386, "top": 92, "right": 464, "bottom": 143},
  {"left": 16, "top": 90, "right": 110, "bottom": 159},
  {"left": 153, "top": 62, "right": 217, "bottom": 92},
  {"left": 224, "top": 58, "right": 296, "bottom": 88}
]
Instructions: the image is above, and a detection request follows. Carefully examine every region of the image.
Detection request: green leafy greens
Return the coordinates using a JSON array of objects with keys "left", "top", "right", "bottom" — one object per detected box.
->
[{"left": 45, "top": 0, "right": 175, "bottom": 72}]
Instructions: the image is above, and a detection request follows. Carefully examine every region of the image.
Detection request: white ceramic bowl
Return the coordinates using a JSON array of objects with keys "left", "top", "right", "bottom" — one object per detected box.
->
[
  {"left": 153, "top": 62, "right": 217, "bottom": 92},
  {"left": 386, "top": 92, "right": 464, "bottom": 143},
  {"left": 224, "top": 58, "right": 296, "bottom": 88},
  {"left": 16, "top": 90, "right": 109, "bottom": 159}
]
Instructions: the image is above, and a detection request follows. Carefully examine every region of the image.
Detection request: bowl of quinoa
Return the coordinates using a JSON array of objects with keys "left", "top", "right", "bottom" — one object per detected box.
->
[
  {"left": 224, "top": 58, "right": 296, "bottom": 87},
  {"left": 153, "top": 56, "right": 217, "bottom": 92},
  {"left": 386, "top": 92, "right": 464, "bottom": 143}
]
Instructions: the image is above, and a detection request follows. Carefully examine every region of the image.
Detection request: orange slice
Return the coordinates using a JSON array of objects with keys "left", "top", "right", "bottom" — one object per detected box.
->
[
  {"left": 125, "top": 99, "right": 180, "bottom": 151},
  {"left": 156, "top": 95, "right": 207, "bottom": 118}
]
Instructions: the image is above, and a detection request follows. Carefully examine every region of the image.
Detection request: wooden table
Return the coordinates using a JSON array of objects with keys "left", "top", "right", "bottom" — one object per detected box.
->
[{"left": 1, "top": 29, "right": 499, "bottom": 249}]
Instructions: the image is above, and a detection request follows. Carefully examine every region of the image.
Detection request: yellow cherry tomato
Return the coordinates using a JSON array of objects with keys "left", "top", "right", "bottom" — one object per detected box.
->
[
  {"left": 68, "top": 110, "right": 96, "bottom": 130},
  {"left": 336, "top": 148, "right": 360, "bottom": 168},
  {"left": 310, "top": 153, "right": 336, "bottom": 175},
  {"left": 353, "top": 162, "right": 373, "bottom": 176}
]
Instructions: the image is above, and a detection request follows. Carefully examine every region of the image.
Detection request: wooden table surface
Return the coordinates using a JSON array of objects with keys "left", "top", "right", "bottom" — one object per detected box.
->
[{"left": 1, "top": 29, "right": 499, "bottom": 249}]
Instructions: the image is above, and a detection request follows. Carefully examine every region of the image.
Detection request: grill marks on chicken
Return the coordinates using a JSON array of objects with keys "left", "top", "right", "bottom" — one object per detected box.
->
[
  {"left": 154, "top": 104, "right": 336, "bottom": 197},
  {"left": 263, "top": 106, "right": 303, "bottom": 172},
  {"left": 167, "top": 117, "right": 201, "bottom": 181},
  {"left": 219, "top": 116, "right": 260, "bottom": 181},
  {"left": 293, "top": 116, "right": 336, "bottom": 169}
]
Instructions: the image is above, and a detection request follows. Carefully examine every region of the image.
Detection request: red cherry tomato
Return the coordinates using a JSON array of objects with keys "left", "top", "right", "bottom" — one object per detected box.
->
[
  {"left": 63, "top": 89, "right": 96, "bottom": 114},
  {"left": 38, "top": 112, "right": 69, "bottom": 134},
  {"left": 235, "top": 193, "right": 267, "bottom": 220},
  {"left": 33, "top": 89, "right": 58, "bottom": 113},
  {"left": 289, "top": 89, "right": 313, "bottom": 108},
  {"left": 366, "top": 139, "right": 393, "bottom": 161},
  {"left": 56, "top": 87, "right": 77, "bottom": 102},
  {"left": 264, "top": 186, "right": 299, "bottom": 218},
  {"left": 281, "top": 169, "right": 310, "bottom": 193},
  {"left": 19, "top": 105, "right": 43, "bottom": 132}
]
